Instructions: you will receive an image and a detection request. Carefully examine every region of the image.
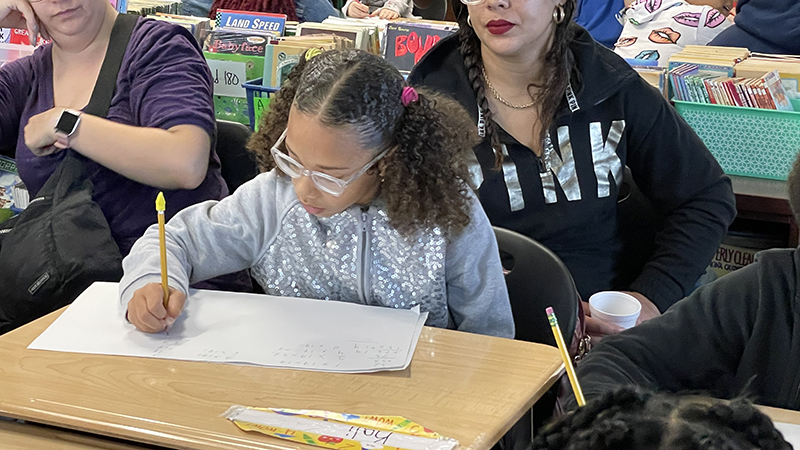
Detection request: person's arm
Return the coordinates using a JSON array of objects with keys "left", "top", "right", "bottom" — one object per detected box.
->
[
  {"left": 343, "top": 0, "right": 369, "bottom": 18},
  {"left": 25, "top": 22, "right": 217, "bottom": 190},
  {"left": 119, "top": 171, "right": 282, "bottom": 306},
  {"left": 25, "top": 113, "right": 210, "bottom": 189},
  {"left": 623, "top": 79, "right": 736, "bottom": 312},
  {"left": 445, "top": 192, "right": 515, "bottom": 338},
  {"left": 381, "top": 0, "right": 412, "bottom": 17},
  {"left": 565, "top": 262, "right": 761, "bottom": 410}
]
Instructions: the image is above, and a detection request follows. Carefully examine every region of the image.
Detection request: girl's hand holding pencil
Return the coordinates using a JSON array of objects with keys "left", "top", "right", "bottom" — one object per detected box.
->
[
  {"left": 348, "top": 1, "right": 370, "bottom": 18},
  {"left": 371, "top": 7, "right": 399, "bottom": 19},
  {"left": 127, "top": 283, "right": 186, "bottom": 333},
  {"left": 127, "top": 191, "right": 185, "bottom": 333}
]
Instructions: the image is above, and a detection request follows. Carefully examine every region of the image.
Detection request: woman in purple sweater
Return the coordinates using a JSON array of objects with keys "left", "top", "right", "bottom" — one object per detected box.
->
[{"left": 0, "top": 0, "right": 228, "bottom": 257}]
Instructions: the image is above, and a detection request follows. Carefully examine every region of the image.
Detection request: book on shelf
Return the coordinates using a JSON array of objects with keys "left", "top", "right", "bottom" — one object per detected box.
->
[
  {"left": 669, "top": 64, "right": 795, "bottom": 111},
  {"left": 215, "top": 9, "right": 287, "bottom": 38},
  {"left": 735, "top": 56, "right": 800, "bottom": 102},
  {"left": 152, "top": 13, "right": 211, "bottom": 44},
  {"left": 125, "top": 0, "right": 182, "bottom": 16},
  {"left": 296, "top": 21, "right": 379, "bottom": 54},
  {"left": 383, "top": 21, "right": 457, "bottom": 75},
  {"left": 667, "top": 46, "right": 748, "bottom": 76},
  {"left": 0, "top": 156, "right": 29, "bottom": 224},
  {"left": 262, "top": 35, "right": 352, "bottom": 88}
]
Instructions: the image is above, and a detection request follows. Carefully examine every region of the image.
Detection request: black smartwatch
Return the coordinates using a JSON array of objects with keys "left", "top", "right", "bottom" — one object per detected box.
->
[{"left": 54, "top": 109, "right": 82, "bottom": 139}]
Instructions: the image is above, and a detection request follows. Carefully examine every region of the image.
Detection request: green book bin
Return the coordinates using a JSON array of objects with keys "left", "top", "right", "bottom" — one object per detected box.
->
[{"left": 674, "top": 100, "right": 800, "bottom": 180}]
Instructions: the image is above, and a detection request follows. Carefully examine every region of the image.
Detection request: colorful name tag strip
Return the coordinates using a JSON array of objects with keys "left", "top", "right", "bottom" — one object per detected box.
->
[{"left": 222, "top": 406, "right": 460, "bottom": 450}]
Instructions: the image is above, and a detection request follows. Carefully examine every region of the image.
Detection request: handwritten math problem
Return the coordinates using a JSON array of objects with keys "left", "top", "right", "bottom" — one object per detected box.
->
[{"left": 271, "top": 343, "right": 405, "bottom": 369}]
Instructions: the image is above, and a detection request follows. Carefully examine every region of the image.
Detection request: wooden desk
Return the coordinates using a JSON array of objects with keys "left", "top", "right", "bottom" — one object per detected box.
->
[
  {"left": 761, "top": 405, "right": 800, "bottom": 425},
  {"left": 0, "top": 308, "right": 564, "bottom": 450},
  {"left": 0, "top": 419, "right": 156, "bottom": 450}
]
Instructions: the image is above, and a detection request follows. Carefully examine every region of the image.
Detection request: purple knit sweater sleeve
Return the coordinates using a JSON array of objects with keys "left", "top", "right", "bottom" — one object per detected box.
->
[{"left": 120, "top": 19, "right": 216, "bottom": 136}]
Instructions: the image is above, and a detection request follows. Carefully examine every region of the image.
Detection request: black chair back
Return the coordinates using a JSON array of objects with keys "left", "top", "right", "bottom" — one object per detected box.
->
[
  {"left": 215, "top": 120, "right": 259, "bottom": 193},
  {"left": 493, "top": 227, "right": 580, "bottom": 450},
  {"left": 493, "top": 226, "right": 578, "bottom": 348}
]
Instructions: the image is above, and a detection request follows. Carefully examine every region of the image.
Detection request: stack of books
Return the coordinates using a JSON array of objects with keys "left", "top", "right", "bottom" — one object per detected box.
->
[
  {"left": 262, "top": 35, "right": 354, "bottom": 88},
  {"left": 151, "top": 13, "right": 212, "bottom": 44},
  {"left": 735, "top": 54, "right": 800, "bottom": 106},
  {"left": 667, "top": 45, "right": 750, "bottom": 75},
  {"left": 0, "top": 156, "right": 28, "bottom": 224},
  {"left": 296, "top": 19, "right": 380, "bottom": 54},
  {"left": 203, "top": 10, "right": 289, "bottom": 125},
  {"left": 670, "top": 66, "right": 794, "bottom": 111},
  {"left": 126, "top": 0, "right": 182, "bottom": 16},
  {"left": 634, "top": 67, "right": 668, "bottom": 99}
]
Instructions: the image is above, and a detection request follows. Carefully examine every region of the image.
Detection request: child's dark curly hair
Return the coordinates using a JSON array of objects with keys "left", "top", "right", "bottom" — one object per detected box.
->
[
  {"left": 533, "top": 387, "right": 791, "bottom": 450},
  {"left": 247, "top": 49, "right": 478, "bottom": 237}
]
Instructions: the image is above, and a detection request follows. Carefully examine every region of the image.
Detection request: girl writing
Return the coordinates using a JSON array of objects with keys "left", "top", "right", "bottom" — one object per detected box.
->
[{"left": 120, "top": 49, "right": 515, "bottom": 338}]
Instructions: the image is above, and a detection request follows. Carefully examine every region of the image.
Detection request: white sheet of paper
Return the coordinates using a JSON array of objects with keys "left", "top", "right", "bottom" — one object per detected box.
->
[
  {"left": 775, "top": 422, "right": 800, "bottom": 447},
  {"left": 28, "top": 282, "right": 428, "bottom": 373}
]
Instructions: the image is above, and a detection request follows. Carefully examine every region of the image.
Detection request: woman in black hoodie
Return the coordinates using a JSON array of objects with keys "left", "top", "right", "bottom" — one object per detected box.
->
[{"left": 408, "top": 0, "right": 736, "bottom": 336}]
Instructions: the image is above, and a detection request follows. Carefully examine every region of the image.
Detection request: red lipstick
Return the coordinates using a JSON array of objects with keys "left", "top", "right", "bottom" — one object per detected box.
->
[{"left": 486, "top": 19, "right": 514, "bottom": 35}]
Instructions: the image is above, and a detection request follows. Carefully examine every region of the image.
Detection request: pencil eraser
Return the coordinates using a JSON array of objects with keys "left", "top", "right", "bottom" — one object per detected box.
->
[{"left": 545, "top": 307, "right": 554, "bottom": 316}]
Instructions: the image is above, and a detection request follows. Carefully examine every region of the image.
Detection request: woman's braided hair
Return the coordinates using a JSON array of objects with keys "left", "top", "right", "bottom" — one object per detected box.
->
[
  {"left": 455, "top": 0, "right": 578, "bottom": 168},
  {"left": 533, "top": 387, "right": 792, "bottom": 450},
  {"left": 247, "top": 49, "right": 478, "bottom": 237}
]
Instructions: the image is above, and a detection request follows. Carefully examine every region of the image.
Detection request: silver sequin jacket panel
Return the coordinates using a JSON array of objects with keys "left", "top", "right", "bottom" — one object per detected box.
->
[{"left": 120, "top": 170, "right": 514, "bottom": 338}]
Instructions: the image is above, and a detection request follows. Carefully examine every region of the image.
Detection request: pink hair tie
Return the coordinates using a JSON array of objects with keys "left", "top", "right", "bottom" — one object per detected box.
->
[{"left": 401, "top": 86, "right": 419, "bottom": 106}]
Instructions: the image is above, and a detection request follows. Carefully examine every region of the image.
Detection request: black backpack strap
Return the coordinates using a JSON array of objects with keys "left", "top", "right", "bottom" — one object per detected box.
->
[{"left": 83, "top": 13, "right": 139, "bottom": 118}]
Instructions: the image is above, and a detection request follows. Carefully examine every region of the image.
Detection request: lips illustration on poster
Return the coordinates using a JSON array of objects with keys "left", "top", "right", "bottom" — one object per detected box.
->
[
  {"left": 616, "top": 36, "right": 638, "bottom": 47},
  {"left": 705, "top": 9, "right": 727, "bottom": 27},
  {"left": 635, "top": 50, "right": 660, "bottom": 61},
  {"left": 644, "top": 0, "right": 662, "bottom": 13},
  {"left": 673, "top": 11, "right": 701, "bottom": 27},
  {"left": 649, "top": 27, "right": 681, "bottom": 44}
]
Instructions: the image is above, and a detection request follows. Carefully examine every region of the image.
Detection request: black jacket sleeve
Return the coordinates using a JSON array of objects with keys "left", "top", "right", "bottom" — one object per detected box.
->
[
  {"left": 622, "top": 79, "right": 737, "bottom": 311},
  {"left": 564, "top": 262, "right": 761, "bottom": 411}
]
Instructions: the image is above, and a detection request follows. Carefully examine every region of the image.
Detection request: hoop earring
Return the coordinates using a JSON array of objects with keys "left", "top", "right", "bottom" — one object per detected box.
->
[
  {"left": 467, "top": 15, "right": 473, "bottom": 27},
  {"left": 552, "top": 4, "right": 566, "bottom": 24}
]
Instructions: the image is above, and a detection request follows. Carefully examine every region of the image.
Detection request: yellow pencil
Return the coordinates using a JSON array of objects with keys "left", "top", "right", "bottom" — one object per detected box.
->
[
  {"left": 546, "top": 306, "right": 586, "bottom": 407},
  {"left": 156, "top": 192, "right": 169, "bottom": 309}
]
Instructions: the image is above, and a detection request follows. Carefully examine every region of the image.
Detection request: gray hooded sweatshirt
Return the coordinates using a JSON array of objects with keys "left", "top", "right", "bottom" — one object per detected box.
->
[{"left": 120, "top": 170, "right": 515, "bottom": 338}]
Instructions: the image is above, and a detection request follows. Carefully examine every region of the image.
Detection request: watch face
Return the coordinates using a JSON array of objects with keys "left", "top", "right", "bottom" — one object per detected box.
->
[{"left": 56, "top": 111, "right": 80, "bottom": 135}]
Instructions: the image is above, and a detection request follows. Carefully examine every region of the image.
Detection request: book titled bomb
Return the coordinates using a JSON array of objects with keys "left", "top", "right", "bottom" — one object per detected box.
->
[{"left": 384, "top": 22, "right": 456, "bottom": 74}]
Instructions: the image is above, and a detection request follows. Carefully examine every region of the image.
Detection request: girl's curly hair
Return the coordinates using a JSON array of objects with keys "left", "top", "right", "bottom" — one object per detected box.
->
[
  {"left": 247, "top": 49, "right": 478, "bottom": 237},
  {"left": 533, "top": 387, "right": 791, "bottom": 450}
]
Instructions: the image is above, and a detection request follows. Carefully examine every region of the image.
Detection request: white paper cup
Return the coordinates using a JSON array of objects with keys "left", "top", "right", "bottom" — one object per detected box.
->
[{"left": 588, "top": 291, "right": 642, "bottom": 330}]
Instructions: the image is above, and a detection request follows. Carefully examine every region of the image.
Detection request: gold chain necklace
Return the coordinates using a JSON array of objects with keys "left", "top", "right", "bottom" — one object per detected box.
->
[{"left": 481, "top": 65, "right": 535, "bottom": 110}]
